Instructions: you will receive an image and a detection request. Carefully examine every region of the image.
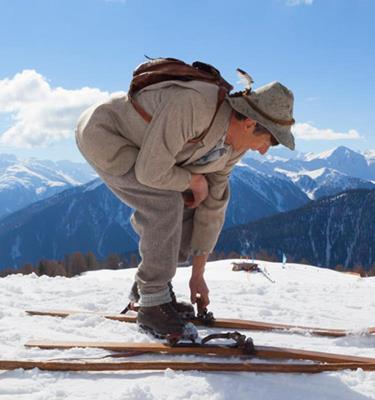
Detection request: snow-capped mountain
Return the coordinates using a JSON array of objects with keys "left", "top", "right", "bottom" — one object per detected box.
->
[
  {"left": 242, "top": 146, "right": 375, "bottom": 200},
  {"left": 1, "top": 146, "right": 372, "bottom": 223},
  {"left": 1, "top": 146, "right": 375, "bottom": 270},
  {"left": 0, "top": 153, "right": 97, "bottom": 219},
  {"left": 364, "top": 150, "right": 375, "bottom": 180},
  {"left": 224, "top": 164, "right": 308, "bottom": 228},
  {"left": 217, "top": 188, "right": 375, "bottom": 270},
  {"left": 0, "top": 178, "right": 138, "bottom": 269},
  {"left": 275, "top": 167, "right": 374, "bottom": 200},
  {"left": 0, "top": 164, "right": 308, "bottom": 269}
]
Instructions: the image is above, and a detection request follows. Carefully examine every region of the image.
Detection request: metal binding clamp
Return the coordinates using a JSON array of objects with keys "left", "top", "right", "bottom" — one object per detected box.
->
[
  {"left": 196, "top": 296, "right": 216, "bottom": 325},
  {"left": 200, "top": 331, "right": 256, "bottom": 355}
]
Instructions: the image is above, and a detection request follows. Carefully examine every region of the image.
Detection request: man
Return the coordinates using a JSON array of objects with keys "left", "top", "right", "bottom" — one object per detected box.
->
[{"left": 75, "top": 76, "right": 295, "bottom": 339}]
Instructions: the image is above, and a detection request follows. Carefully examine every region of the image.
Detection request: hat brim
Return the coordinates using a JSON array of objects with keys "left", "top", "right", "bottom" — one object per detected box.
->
[{"left": 227, "top": 96, "right": 295, "bottom": 150}]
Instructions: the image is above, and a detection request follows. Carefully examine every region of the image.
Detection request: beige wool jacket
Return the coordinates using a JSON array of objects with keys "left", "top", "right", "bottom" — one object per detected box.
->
[{"left": 76, "top": 80, "right": 246, "bottom": 253}]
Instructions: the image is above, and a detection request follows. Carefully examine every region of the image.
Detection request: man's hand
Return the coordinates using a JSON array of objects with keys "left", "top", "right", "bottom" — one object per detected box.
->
[
  {"left": 186, "top": 174, "right": 208, "bottom": 208},
  {"left": 189, "top": 253, "right": 210, "bottom": 308},
  {"left": 189, "top": 274, "right": 210, "bottom": 309}
]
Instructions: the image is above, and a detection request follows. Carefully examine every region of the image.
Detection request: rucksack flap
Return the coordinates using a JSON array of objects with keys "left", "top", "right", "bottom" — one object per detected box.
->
[{"left": 129, "top": 57, "right": 233, "bottom": 96}]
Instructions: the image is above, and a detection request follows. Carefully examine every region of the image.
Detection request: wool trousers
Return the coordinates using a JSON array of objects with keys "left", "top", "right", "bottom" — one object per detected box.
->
[{"left": 90, "top": 165, "right": 194, "bottom": 307}]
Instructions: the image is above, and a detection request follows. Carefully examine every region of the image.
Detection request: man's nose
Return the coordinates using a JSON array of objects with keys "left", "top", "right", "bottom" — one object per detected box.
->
[{"left": 258, "top": 145, "right": 269, "bottom": 155}]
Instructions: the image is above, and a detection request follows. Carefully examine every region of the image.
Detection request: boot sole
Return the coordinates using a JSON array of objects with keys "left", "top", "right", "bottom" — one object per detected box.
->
[{"left": 138, "top": 324, "right": 183, "bottom": 345}]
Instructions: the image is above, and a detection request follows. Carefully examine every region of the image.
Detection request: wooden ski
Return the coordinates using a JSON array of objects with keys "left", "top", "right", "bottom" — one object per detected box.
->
[
  {"left": 26, "top": 309, "right": 375, "bottom": 338},
  {"left": 1, "top": 359, "right": 375, "bottom": 373},
  {"left": 25, "top": 340, "right": 375, "bottom": 365}
]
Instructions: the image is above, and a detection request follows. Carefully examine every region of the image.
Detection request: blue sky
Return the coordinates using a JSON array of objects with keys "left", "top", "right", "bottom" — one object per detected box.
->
[{"left": 0, "top": 0, "right": 374, "bottom": 161}]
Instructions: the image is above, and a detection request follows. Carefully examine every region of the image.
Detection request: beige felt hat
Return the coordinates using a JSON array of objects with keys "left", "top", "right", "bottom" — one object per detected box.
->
[{"left": 227, "top": 81, "right": 296, "bottom": 150}]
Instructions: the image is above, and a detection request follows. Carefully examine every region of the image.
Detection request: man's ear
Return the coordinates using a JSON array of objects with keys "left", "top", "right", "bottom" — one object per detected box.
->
[{"left": 245, "top": 118, "right": 256, "bottom": 130}]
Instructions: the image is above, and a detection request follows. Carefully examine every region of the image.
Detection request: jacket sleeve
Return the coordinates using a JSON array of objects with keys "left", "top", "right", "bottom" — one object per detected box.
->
[
  {"left": 190, "top": 150, "right": 246, "bottom": 253},
  {"left": 134, "top": 88, "right": 213, "bottom": 192}
]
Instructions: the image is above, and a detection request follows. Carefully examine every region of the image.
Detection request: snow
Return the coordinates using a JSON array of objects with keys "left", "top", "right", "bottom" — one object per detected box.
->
[
  {"left": 54, "top": 170, "right": 82, "bottom": 186},
  {"left": 363, "top": 150, "right": 375, "bottom": 162},
  {"left": 305, "top": 148, "right": 336, "bottom": 162},
  {"left": 82, "top": 179, "right": 102, "bottom": 193},
  {"left": 0, "top": 260, "right": 375, "bottom": 399},
  {"left": 304, "top": 147, "right": 341, "bottom": 162},
  {"left": 10, "top": 235, "right": 21, "bottom": 259},
  {"left": 302, "top": 167, "right": 331, "bottom": 180},
  {"left": 275, "top": 167, "right": 339, "bottom": 181}
]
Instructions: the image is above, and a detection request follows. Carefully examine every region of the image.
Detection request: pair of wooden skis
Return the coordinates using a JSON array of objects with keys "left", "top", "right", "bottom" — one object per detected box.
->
[{"left": 1, "top": 309, "right": 374, "bottom": 373}]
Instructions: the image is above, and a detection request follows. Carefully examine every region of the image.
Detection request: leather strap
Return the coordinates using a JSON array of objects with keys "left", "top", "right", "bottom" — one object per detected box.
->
[
  {"left": 129, "top": 96, "right": 152, "bottom": 123},
  {"left": 187, "top": 86, "right": 227, "bottom": 144},
  {"left": 129, "top": 86, "right": 228, "bottom": 144}
]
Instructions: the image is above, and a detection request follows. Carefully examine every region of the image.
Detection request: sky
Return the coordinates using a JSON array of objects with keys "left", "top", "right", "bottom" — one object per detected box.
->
[{"left": 0, "top": 0, "right": 374, "bottom": 162}]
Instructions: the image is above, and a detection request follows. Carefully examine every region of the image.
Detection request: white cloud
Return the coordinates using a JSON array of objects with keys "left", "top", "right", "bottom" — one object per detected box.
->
[
  {"left": 286, "top": 0, "right": 313, "bottom": 6},
  {"left": 293, "top": 122, "right": 361, "bottom": 141},
  {"left": 0, "top": 70, "right": 123, "bottom": 148}
]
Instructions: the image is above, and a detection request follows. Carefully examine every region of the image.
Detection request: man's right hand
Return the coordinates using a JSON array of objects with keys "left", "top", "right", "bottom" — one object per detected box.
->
[
  {"left": 186, "top": 174, "right": 208, "bottom": 208},
  {"left": 189, "top": 274, "right": 210, "bottom": 309}
]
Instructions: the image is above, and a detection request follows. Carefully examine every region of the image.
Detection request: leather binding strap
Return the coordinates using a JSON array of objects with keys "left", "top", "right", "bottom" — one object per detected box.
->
[{"left": 129, "top": 86, "right": 227, "bottom": 144}]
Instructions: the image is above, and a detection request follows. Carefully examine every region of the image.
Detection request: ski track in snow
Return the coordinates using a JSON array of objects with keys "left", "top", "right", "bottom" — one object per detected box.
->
[{"left": 0, "top": 260, "right": 375, "bottom": 400}]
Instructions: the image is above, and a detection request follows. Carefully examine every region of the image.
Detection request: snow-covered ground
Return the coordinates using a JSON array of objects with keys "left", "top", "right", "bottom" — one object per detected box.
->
[{"left": 0, "top": 260, "right": 375, "bottom": 400}]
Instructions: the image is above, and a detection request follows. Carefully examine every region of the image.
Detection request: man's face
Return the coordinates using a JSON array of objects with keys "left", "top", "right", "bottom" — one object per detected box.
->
[{"left": 233, "top": 119, "right": 272, "bottom": 154}]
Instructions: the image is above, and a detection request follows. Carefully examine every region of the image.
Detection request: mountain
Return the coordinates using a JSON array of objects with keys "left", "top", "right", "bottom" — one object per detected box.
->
[
  {"left": 364, "top": 150, "right": 375, "bottom": 180},
  {"left": 261, "top": 145, "right": 375, "bottom": 180},
  {"left": 304, "top": 146, "right": 370, "bottom": 177},
  {"left": 1, "top": 146, "right": 374, "bottom": 270},
  {"left": 0, "top": 154, "right": 96, "bottom": 219},
  {"left": 3, "top": 145, "right": 371, "bottom": 224},
  {"left": 224, "top": 163, "right": 308, "bottom": 228},
  {"left": 242, "top": 146, "right": 375, "bottom": 200},
  {"left": 275, "top": 167, "right": 375, "bottom": 200},
  {"left": 0, "top": 179, "right": 138, "bottom": 269},
  {"left": 217, "top": 188, "right": 375, "bottom": 270},
  {"left": 0, "top": 164, "right": 309, "bottom": 269}
]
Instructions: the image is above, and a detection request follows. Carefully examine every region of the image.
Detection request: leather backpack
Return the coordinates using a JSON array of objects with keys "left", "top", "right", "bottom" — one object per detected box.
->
[{"left": 128, "top": 57, "right": 233, "bottom": 143}]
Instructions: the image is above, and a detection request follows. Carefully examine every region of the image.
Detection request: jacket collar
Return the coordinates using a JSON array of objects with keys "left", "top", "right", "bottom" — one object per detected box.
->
[{"left": 183, "top": 99, "right": 232, "bottom": 165}]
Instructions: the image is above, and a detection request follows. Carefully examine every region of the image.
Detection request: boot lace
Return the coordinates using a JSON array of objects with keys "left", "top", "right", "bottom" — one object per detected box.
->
[{"left": 168, "top": 282, "right": 177, "bottom": 305}]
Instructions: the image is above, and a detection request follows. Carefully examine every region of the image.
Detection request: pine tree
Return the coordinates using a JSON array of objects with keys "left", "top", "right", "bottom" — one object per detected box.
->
[
  {"left": 129, "top": 253, "right": 139, "bottom": 268},
  {"left": 54, "top": 262, "right": 68, "bottom": 277},
  {"left": 66, "top": 252, "right": 87, "bottom": 276},
  {"left": 256, "top": 249, "right": 277, "bottom": 262},
  {"left": 227, "top": 251, "right": 240, "bottom": 259},
  {"left": 37, "top": 259, "right": 48, "bottom": 276},
  {"left": 368, "top": 263, "right": 375, "bottom": 277},
  {"left": 352, "top": 263, "right": 365, "bottom": 277},
  {"left": 334, "top": 264, "right": 346, "bottom": 272},
  {"left": 105, "top": 253, "right": 121, "bottom": 270},
  {"left": 20, "top": 263, "right": 35, "bottom": 275},
  {"left": 86, "top": 251, "right": 100, "bottom": 270}
]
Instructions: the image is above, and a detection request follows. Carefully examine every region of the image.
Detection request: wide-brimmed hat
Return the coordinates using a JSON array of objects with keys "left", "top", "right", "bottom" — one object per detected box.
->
[{"left": 226, "top": 81, "right": 295, "bottom": 150}]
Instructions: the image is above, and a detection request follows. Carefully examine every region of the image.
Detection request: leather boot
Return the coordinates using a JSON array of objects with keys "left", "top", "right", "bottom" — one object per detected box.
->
[
  {"left": 137, "top": 302, "right": 197, "bottom": 341},
  {"left": 127, "top": 281, "right": 195, "bottom": 319}
]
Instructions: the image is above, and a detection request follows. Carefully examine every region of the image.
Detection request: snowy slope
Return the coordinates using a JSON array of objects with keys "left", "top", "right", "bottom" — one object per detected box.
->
[{"left": 0, "top": 260, "right": 375, "bottom": 399}]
